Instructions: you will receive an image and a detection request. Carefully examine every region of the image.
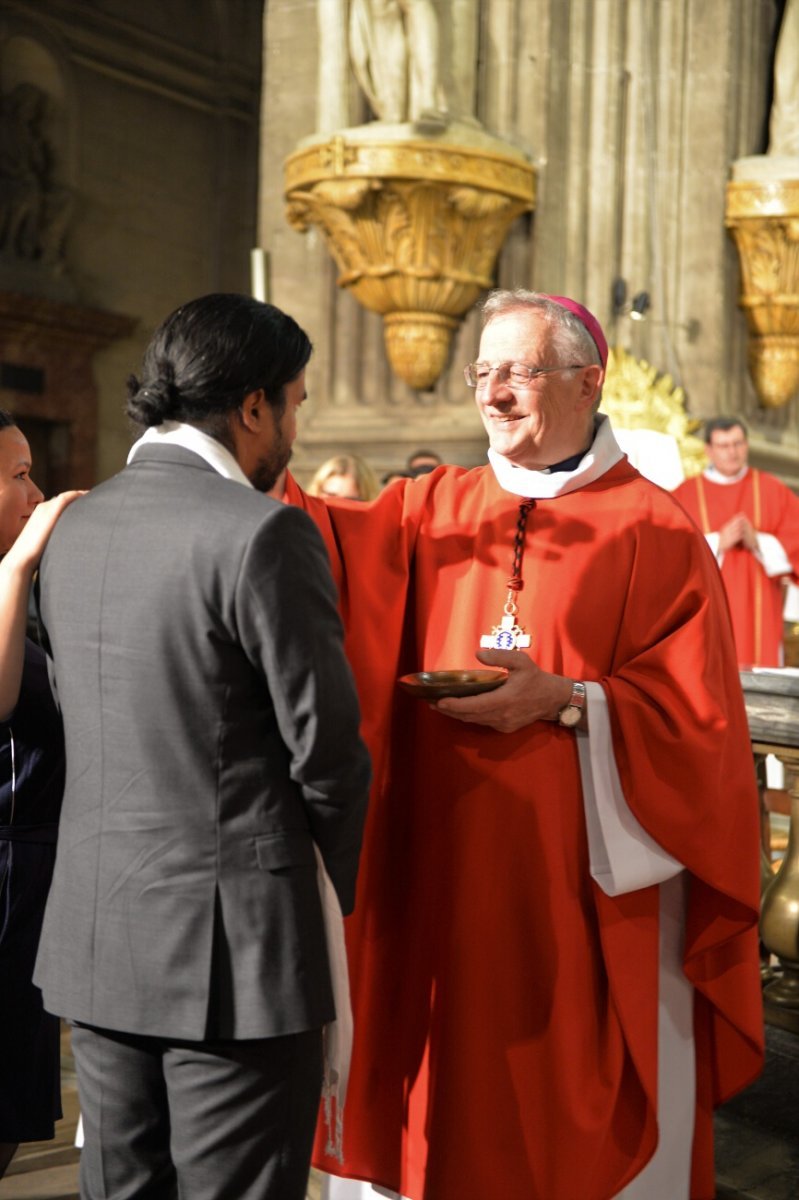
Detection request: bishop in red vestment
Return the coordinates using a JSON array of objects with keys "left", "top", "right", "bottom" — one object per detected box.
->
[
  {"left": 673, "top": 416, "right": 799, "bottom": 666},
  {"left": 289, "top": 294, "right": 763, "bottom": 1200}
]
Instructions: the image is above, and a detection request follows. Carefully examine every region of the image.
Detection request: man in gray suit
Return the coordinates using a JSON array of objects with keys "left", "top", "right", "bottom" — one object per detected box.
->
[{"left": 34, "top": 293, "right": 371, "bottom": 1200}]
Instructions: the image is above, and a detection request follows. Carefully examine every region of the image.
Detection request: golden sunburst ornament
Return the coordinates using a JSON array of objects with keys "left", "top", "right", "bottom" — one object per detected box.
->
[{"left": 602, "top": 346, "right": 706, "bottom": 478}]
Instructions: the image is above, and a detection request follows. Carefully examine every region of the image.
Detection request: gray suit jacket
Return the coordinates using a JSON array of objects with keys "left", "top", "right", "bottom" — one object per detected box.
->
[{"left": 34, "top": 445, "right": 370, "bottom": 1041}]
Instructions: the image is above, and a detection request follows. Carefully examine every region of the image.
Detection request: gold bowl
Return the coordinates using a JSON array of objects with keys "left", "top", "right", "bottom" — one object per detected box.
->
[{"left": 397, "top": 669, "right": 507, "bottom": 700}]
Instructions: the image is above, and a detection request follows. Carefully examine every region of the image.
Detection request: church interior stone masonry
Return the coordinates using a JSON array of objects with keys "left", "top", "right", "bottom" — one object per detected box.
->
[
  {"left": 1, "top": 2, "right": 798, "bottom": 1198},
  {"left": 0, "top": 0, "right": 797, "bottom": 488}
]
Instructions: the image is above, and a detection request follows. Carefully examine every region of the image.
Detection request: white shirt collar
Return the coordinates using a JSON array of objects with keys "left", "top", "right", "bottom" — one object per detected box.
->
[
  {"left": 127, "top": 422, "right": 253, "bottom": 489},
  {"left": 487, "top": 413, "right": 625, "bottom": 498},
  {"left": 703, "top": 464, "right": 749, "bottom": 486}
]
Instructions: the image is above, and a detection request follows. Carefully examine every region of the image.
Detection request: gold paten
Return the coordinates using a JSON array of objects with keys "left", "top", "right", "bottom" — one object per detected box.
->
[
  {"left": 602, "top": 346, "right": 707, "bottom": 477},
  {"left": 758, "top": 742, "right": 799, "bottom": 1033},
  {"left": 725, "top": 178, "right": 799, "bottom": 408},
  {"left": 284, "top": 128, "right": 535, "bottom": 391}
]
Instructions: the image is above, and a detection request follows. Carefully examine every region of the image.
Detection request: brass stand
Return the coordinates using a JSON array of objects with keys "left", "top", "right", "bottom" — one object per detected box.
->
[{"left": 759, "top": 744, "right": 799, "bottom": 1033}]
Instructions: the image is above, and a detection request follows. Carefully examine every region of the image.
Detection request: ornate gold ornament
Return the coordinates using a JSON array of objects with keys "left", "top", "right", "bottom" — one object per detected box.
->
[
  {"left": 284, "top": 126, "right": 535, "bottom": 391},
  {"left": 602, "top": 346, "right": 706, "bottom": 477},
  {"left": 725, "top": 177, "right": 799, "bottom": 408}
]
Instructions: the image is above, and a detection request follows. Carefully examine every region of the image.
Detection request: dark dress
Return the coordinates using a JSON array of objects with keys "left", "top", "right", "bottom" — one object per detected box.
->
[{"left": 0, "top": 638, "right": 64, "bottom": 1142}]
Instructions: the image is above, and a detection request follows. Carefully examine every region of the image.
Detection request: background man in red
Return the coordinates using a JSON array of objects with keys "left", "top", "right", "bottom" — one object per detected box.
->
[
  {"left": 287, "top": 292, "right": 763, "bottom": 1200},
  {"left": 673, "top": 416, "right": 799, "bottom": 667}
]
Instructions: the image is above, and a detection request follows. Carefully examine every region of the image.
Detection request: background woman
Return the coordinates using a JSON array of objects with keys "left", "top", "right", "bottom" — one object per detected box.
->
[
  {"left": 0, "top": 409, "right": 81, "bottom": 1177},
  {"left": 307, "top": 453, "right": 380, "bottom": 501}
]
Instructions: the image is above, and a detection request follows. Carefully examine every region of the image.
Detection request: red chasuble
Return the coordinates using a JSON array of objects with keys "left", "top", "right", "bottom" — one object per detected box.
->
[
  {"left": 673, "top": 469, "right": 799, "bottom": 666},
  {"left": 286, "top": 459, "right": 763, "bottom": 1200}
]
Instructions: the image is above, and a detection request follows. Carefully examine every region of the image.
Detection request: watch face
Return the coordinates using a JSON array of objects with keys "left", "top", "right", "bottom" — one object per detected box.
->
[{"left": 558, "top": 704, "right": 581, "bottom": 728}]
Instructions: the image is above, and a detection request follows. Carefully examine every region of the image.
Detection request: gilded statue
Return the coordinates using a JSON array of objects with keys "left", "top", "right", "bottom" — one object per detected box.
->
[{"left": 297, "top": 0, "right": 529, "bottom": 390}]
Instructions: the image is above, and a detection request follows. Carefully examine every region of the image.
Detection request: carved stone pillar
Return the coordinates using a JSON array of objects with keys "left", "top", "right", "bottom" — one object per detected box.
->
[{"left": 260, "top": 1, "right": 786, "bottom": 476}]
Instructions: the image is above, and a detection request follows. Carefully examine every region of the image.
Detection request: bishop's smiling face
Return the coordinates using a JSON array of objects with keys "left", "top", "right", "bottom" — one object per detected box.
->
[{"left": 473, "top": 309, "right": 601, "bottom": 471}]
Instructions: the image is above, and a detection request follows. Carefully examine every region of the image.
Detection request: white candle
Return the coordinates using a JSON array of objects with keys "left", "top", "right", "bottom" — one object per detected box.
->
[{"left": 250, "top": 248, "right": 269, "bottom": 302}]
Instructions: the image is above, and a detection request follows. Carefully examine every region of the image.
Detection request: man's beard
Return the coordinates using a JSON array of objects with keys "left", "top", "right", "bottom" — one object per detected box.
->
[{"left": 250, "top": 425, "right": 292, "bottom": 493}]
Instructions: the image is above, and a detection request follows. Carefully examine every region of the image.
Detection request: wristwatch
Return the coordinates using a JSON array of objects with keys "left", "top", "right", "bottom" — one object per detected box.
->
[{"left": 558, "top": 681, "right": 586, "bottom": 728}]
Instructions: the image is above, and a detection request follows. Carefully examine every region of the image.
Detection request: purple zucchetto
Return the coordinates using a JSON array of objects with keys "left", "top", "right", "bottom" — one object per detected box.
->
[{"left": 540, "top": 294, "right": 609, "bottom": 369}]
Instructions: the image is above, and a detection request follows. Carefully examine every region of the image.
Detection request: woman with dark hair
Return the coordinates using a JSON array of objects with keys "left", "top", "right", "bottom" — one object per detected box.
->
[{"left": 0, "top": 409, "right": 82, "bottom": 1177}]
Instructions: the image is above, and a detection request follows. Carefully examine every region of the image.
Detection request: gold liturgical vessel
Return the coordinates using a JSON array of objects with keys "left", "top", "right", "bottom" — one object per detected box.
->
[
  {"left": 284, "top": 124, "right": 535, "bottom": 391},
  {"left": 725, "top": 176, "right": 799, "bottom": 408},
  {"left": 760, "top": 747, "right": 799, "bottom": 1032}
]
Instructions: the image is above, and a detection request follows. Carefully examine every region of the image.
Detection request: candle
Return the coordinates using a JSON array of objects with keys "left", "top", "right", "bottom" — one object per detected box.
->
[{"left": 250, "top": 248, "right": 269, "bottom": 302}]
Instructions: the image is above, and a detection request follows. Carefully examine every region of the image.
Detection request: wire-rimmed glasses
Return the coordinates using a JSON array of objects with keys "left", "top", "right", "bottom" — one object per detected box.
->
[{"left": 463, "top": 362, "right": 588, "bottom": 389}]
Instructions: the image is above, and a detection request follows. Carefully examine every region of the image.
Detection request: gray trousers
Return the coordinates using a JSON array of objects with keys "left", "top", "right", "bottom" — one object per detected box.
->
[{"left": 71, "top": 1022, "right": 323, "bottom": 1200}]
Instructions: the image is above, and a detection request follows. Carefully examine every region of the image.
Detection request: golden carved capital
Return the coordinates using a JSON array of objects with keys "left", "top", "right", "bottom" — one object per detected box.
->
[
  {"left": 725, "top": 174, "right": 799, "bottom": 407},
  {"left": 284, "top": 123, "right": 535, "bottom": 390}
]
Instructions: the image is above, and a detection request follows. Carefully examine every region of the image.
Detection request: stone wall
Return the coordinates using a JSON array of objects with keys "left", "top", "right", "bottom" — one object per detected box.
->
[
  {"left": 1, "top": 1, "right": 794, "bottom": 486},
  {"left": 259, "top": 0, "right": 796, "bottom": 483}
]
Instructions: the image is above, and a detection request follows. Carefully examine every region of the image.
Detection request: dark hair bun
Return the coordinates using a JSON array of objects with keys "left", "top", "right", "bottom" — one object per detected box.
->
[
  {"left": 126, "top": 373, "right": 182, "bottom": 426},
  {"left": 125, "top": 293, "right": 312, "bottom": 430}
]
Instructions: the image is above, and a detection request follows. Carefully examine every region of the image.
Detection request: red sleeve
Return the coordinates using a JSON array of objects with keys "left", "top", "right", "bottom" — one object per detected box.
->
[{"left": 282, "top": 470, "right": 427, "bottom": 785}]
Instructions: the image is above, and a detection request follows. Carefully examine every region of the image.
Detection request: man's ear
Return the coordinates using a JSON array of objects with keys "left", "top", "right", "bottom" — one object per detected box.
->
[
  {"left": 238, "top": 388, "right": 268, "bottom": 432},
  {"left": 577, "top": 364, "right": 603, "bottom": 411}
]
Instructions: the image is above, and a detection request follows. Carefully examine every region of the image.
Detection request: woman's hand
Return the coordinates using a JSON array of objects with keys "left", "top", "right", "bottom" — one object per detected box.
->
[
  {"left": 0, "top": 490, "right": 85, "bottom": 720},
  {"left": 3, "top": 490, "right": 85, "bottom": 574}
]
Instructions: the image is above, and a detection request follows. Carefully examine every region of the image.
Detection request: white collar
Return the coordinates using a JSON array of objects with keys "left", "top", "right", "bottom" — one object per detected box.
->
[
  {"left": 127, "top": 422, "right": 253, "bottom": 489},
  {"left": 487, "top": 414, "right": 625, "bottom": 498},
  {"left": 703, "top": 464, "right": 749, "bottom": 486}
]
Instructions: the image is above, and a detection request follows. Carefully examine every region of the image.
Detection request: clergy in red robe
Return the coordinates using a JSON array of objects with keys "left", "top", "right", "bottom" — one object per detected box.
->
[
  {"left": 673, "top": 416, "right": 799, "bottom": 666},
  {"left": 288, "top": 293, "right": 763, "bottom": 1200}
]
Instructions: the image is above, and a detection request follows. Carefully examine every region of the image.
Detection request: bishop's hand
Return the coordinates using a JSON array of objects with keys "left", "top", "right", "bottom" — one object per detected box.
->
[{"left": 433, "top": 648, "right": 575, "bottom": 733}]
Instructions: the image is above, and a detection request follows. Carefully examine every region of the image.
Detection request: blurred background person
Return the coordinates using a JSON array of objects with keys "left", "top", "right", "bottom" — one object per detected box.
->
[
  {"left": 308, "top": 453, "right": 380, "bottom": 501},
  {"left": 381, "top": 468, "right": 412, "bottom": 488},
  {"left": 406, "top": 448, "right": 442, "bottom": 476},
  {"left": 673, "top": 416, "right": 799, "bottom": 667},
  {"left": 0, "top": 409, "right": 81, "bottom": 1178}
]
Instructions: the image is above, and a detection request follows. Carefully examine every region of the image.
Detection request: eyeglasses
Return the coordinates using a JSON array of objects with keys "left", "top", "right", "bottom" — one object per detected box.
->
[{"left": 463, "top": 362, "right": 588, "bottom": 389}]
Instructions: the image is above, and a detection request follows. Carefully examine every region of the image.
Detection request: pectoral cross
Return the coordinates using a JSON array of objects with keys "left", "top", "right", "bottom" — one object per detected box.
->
[
  {"left": 480, "top": 611, "right": 531, "bottom": 651},
  {"left": 481, "top": 500, "right": 535, "bottom": 651}
]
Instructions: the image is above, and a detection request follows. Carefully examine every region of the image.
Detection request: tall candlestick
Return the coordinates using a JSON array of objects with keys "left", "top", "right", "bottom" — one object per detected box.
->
[{"left": 250, "top": 248, "right": 269, "bottom": 302}]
